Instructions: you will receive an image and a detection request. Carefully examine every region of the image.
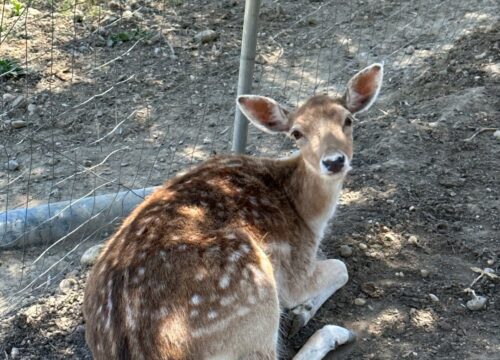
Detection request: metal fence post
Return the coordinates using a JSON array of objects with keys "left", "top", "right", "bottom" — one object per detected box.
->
[{"left": 232, "top": 0, "right": 261, "bottom": 154}]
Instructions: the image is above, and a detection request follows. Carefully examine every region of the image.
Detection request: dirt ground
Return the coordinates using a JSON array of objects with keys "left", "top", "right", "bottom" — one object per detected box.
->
[{"left": 0, "top": 0, "right": 499, "bottom": 359}]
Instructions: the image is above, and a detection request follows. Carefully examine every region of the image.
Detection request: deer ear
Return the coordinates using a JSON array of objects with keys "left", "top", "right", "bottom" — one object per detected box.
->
[
  {"left": 344, "top": 63, "right": 383, "bottom": 113},
  {"left": 237, "top": 95, "right": 292, "bottom": 134}
]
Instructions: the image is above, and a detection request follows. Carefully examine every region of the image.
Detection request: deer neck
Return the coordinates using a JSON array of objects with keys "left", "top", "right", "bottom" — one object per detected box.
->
[{"left": 278, "top": 152, "right": 344, "bottom": 240}]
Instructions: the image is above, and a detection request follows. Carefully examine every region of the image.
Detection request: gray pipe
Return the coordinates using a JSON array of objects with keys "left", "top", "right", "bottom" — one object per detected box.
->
[
  {"left": 0, "top": 187, "right": 157, "bottom": 249},
  {"left": 232, "top": 0, "right": 262, "bottom": 153}
]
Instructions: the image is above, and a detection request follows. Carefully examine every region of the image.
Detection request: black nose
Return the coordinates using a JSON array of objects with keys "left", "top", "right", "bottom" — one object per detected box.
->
[{"left": 322, "top": 156, "right": 345, "bottom": 173}]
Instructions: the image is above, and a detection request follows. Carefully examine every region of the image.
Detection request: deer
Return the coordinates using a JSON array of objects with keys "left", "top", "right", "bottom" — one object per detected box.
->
[{"left": 83, "top": 63, "right": 383, "bottom": 360}]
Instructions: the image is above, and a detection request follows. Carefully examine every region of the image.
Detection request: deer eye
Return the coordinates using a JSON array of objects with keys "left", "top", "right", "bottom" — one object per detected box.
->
[
  {"left": 344, "top": 116, "right": 353, "bottom": 127},
  {"left": 290, "top": 129, "right": 303, "bottom": 140}
]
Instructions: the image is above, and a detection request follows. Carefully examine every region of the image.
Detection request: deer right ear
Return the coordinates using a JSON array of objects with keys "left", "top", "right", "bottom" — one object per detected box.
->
[{"left": 237, "top": 95, "right": 292, "bottom": 134}]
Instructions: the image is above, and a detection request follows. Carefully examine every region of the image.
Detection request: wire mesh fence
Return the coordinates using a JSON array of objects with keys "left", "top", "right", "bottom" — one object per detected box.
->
[{"left": 0, "top": 0, "right": 497, "bottom": 318}]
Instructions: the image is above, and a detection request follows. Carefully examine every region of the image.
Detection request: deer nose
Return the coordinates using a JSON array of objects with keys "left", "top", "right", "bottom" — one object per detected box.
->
[{"left": 322, "top": 155, "right": 345, "bottom": 173}]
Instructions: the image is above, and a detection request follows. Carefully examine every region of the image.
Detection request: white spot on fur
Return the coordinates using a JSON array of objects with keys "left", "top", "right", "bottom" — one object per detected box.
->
[
  {"left": 153, "top": 306, "right": 169, "bottom": 320},
  {"left": 190, "top": 309, "right": 199, "bottom": 318},
  {"left": 236, "top": 307, "right": 250, "bottom": 317},
  {"left": 178, "top": 244, "right": 187, "bottom": 251},
  {"left": 225, "top": 233, "right": 237, "bottom": 240},
  {"left": 137, "top": 267, "right": 145, "bottom": 276},
  {"left": 228, "top": 251, "right": 242, "bottom": 262},
  {"left": 219, "top": 274, "right": 230, "bottom": 289},
  {"left": 207, "top": 310, "right": 218, "bottom": 319},
  {"left": 191, "top": 294, "right": 202, "bottom": 305},
  {"left": 240, "top": 244, "right": 251, "bottom": 254}
]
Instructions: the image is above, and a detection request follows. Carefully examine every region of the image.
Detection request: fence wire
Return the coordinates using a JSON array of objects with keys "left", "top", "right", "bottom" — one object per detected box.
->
[{"left": 0, "top": 0, "right": 497, "bottom": 315}]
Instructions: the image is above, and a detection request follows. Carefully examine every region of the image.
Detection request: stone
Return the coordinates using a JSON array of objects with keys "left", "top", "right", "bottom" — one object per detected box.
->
[
  {"left": 59, "top": 278, "right": 77, "bottom": 294},
  {"left": 11, "top": 347, "right": 19, "bottom": 359},
  {"left": 339, "top": 245, "right": 353, "bottom": 257},
  {"left": 11, "top": 120, "right": 27, "bottom": 128},
  {"left": 466, "top": 295, "right": 486, "bottom": 311},
  {"left": 122, "top": 10, "right": 133, "bottom": 19},
  {"left": 429, "top": 293, "right": 439, "bottom": 302},
  {"left": 358, "top": 243, "right": 368, "bottom": 250},
  {"left": 11, "top": 95, "right": 25, "bottom": 108},
  {"left": 5, "top": 159, "right": 19, "bottom": 171},
  {"left": 354, "top": 298, "right": 366, "bottom": 306},
  {"left": 493, "top": 130, "right": 500, "bottom": 140},
  {"left": 420, "top": 269, "right": 430, "bottom": 278},
  {"left": 405, "top": 45, "right": 415, "bottom": 55},
  {"left": 81, "top": 244, "right": 105, "bottom": 266},
  {"left": 27, "top": 103, "right": 37, "bottom": 115},
  {"left": 2, "top": 93, "right": 15, "bottom": 102},
  {"left": 194, "top": 30, "right": 218, "bottom": 43},
  {"left": 408, "top": 235, "right": 418, "bottom": 245}
]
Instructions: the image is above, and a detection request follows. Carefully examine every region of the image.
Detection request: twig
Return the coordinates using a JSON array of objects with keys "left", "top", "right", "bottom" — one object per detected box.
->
[{"left": 463, "top": 127, "right": 497, "bottom": 142}]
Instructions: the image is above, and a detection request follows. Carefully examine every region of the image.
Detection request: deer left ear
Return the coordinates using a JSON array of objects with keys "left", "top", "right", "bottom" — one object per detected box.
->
[{"left": 343, "top": 63, "right": 383, "bottom": 113}]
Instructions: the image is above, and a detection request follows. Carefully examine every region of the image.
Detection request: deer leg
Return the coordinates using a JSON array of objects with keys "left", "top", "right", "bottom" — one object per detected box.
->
[
  {"left": 287, "top": 259, "right": 349, "bottom": 337},
  {"left": 292, "top": 325, "right": 356, "bottom": 360}
]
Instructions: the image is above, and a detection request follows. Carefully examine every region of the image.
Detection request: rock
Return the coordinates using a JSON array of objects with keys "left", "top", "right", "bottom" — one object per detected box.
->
[
  {"left": 405, "top": 45, "right": 415, "bottom": 55},
  {"left": 10, "top": 347, "right": 19, "bottom": 359},
  {"left": 122, "top": 10, "right": 133, "bottom": 19},
  {"left": 420, "top": 269, "right": 430, "bottom": 278},
  {"left": 2, "top": 93, "right": 16, "bottom": 102},
  {"left": 429, "top": 293, "right": 439, "bottom": 302},
  {"left": 194, "top": 30, "right": 218, "bottom": 43},
  {"left": 27, "top": 103, "right": 37, "bottom": 115},
  {"left": 4, "top": 159, "right": 19, "bottom": 171},
  {"left": 306, "top": 16, "right": 318, "bottom": 25},
  {"left": 384, "top": 233, "right": 397, "bottom": 242},
  {"left": 11, "top": 95, "right": 25, "bottom": 108},
  {"left": 408, "top": 235, "right": 419, "bottom": 245},
  {"left": 340, "top": 245, "right": 353, "bottom": 257},
  {"left": 354, "top": 298, "right": 366, "bottom": 306},
  {"left": 493, "top": 130, "right": 500, "bottom": 140},
  {"left": 466, "top": 295, "right": 487, "bottom": 311},
  {"left": 474, "top": 51, "right": 487, "bottom": 60},
  {"left": 395, "top": 272, "right": 404, "bottom": 277},
  {"left": 59, "top": 278, "right": 77, "bottom": 294},
  {"left": 358, "top": 243, "right": 368, "bottom": 250},
  {"left": 81, "top": 244, "right": 105, "bottom": 266},
  {"left": 11, "top": 120, "right": 27, "bottom": 128}
]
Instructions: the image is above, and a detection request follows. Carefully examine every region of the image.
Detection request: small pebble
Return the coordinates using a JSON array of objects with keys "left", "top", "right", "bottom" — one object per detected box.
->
[
  {"left": 354, "top": 298, "right": 366, "bottom": 306},
  {"left": 408, "top": 235, "right": 418, "bottom": 245},
  {"left": 11, "top": 120, "right": 27, "bottom": 129},
  {"left": 27, "top": 103, "right": 37, "bottom": 115},
  {"left": 405, "top": 45, "right": 415, "bottom": 55},
  {"left": 429, "top": 293, "right": 439, "bottom": 302},
  {"left": 466, "top": 295, "right": 487, "bottom": 311},
  {"left": 395, "top": 272, "right": 404, "bottom": 277},
  {"left": 81, "top": 244, "right": 105, "bottom": 266},
  {"left": 4, "top": 159, "right": 19, "bottom": 171},
  {"left": 11, "top": 347, "right": 19, "bottom": 359},
  {"left": 3, "top": 93, "right": 16, "bottom": 102},
  {"left": 420, "top": 269, "right": 430, "bottom": 278},
  {"left": 194, "top": 30, "right": 218, "bottom": 43},
  {"left": 358, "top": 243, "right": 368, "bottom": 250},
  {"left": 340, "top": 244, "right": 353, "bottom": 257},
  {"left": 59, "top": 278, "right": 77, "bottom": 294},
  {"left": 11, "top": 95, "right": 25, "bottom": 108},
  {"left": 493, "top": 130, "right": 500, "bottom": 140}
]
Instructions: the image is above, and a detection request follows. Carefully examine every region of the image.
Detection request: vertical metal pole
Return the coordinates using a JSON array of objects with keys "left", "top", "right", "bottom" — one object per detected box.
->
[{"left": 232, "top": 0, "right": 261, "bottom": 154}]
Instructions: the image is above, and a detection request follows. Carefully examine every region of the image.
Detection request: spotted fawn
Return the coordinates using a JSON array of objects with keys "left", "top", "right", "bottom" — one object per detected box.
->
[{"left": 83, "top": 63, "right": 383, "bottom": 359}]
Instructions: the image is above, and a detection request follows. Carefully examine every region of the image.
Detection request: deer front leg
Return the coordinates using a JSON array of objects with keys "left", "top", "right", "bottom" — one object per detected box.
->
[{"left": 287, "top": 259, "right": 349, "bottom": 337}]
